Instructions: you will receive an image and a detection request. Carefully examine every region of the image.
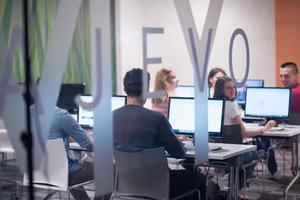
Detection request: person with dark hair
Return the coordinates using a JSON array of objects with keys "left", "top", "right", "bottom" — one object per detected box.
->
[
  {"left": 280, "top": 61, "right": 300, "bottom": 113},
  {"left": 208, "top": 68, "right": 227, "bottom": 98},
  {"left": 114, "top": 68, "right": 209, "bottom": 200},
  {"left": 214, "top": 76, "right": 280, "bottom": 183}
]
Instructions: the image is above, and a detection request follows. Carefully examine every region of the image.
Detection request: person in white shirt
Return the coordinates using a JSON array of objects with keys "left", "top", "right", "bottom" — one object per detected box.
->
[{"left": 213, "top": 76, "right": 280, "bottom": 185}]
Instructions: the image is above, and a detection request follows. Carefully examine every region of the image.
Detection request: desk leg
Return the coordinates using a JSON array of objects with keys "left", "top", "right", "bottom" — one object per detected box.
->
[
  {"left": 284, "top": 170, "right": 300, "bottom": 200},
  {"left": 234, "top": 165, "right": 239, "bottom": 200},
  {"left": 284, "top": 135, "right": 300, "bottom": 200},
  {"left": 229, "top": 166, "right": 234, "bottom": 200}
]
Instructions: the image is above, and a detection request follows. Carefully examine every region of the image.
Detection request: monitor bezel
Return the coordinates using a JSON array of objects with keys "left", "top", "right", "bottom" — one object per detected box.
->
[
  {"left": 167, "top": 97, "right": 225, "bottom": 137},
  {"left": 235, "top": 79, "right": 264, "bottom": 106},
  {"left": 244, "top": 87, "right": 291, "bottom": 119}
]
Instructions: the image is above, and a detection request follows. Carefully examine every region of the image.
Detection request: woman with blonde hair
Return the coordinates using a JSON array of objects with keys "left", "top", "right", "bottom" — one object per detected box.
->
[{"left": 152, "top": 68, "right": 178, "bottom": 117}]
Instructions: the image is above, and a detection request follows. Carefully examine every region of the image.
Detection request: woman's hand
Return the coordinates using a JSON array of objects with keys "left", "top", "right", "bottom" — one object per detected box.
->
[{"left": 262, "top": 120, "right": 277, "bottom": 133}]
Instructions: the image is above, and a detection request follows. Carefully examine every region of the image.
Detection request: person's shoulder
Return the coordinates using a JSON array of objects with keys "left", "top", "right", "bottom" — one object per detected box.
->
[
  {"left": 53, "top": 106, "right": 67, "bottom": 114},
  {"left": 53, "top": 107, "right": 72, "bottom": 118},
  {"left": 225, "top": 100, "right": 240, "bottom": 110},
  {"left": 293, "top": 84, "right": 300, "bottom": 92},
  {"left": 140, "top": 106, "right": 167, "bottom": 120},
  {"left": 225, "top": 100, "right": 236, "bottom": 106}
]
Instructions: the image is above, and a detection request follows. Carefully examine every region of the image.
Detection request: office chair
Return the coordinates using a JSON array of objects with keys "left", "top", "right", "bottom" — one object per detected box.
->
[
  {"left": 281, "top": 113, "right": 300, "bottom": 176},
  {"left": 0, "top": 128, "right": 19, "bottom": 197},
  {"left": 0, "top": 128, "right": 15, "bottom": 166},
  {"left": 22, "top": 138, "right": 94, "bottom": 200},
  {"left": 112, "top": 147, "right": 200, "bottom": 200},
  {"left": 219, "top": 124, "right": 257, "bottom": 199}
]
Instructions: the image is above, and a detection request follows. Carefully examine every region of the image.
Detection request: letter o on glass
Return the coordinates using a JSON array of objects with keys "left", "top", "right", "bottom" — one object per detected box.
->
[{"left": 229, "top": 28, "right": 250, "bottom": 88}]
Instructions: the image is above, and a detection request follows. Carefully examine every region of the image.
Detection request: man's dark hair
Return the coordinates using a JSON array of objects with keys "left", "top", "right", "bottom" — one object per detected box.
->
[
  {"left": 213, "top": 76, "right": 236, "bottom": 101},
  {"left": 123, "top": 68, "right": 150, "bottom": 97},
  {"left": 281, "top": 62, "right": 298, "bottom": 75}
]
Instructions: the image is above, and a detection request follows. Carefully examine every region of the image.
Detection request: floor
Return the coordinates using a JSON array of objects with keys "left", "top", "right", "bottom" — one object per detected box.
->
[{"left": 1, "top": 147, "right": 300, "bottom": 200}]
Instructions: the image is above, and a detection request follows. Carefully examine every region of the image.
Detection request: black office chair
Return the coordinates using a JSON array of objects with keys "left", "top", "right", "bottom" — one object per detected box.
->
[{"left": 216, "top": 124, "right": 257, "bottom": 199}]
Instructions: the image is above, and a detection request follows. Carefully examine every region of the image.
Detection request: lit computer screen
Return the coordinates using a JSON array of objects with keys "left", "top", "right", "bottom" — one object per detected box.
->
[
  {"left": 57, "top": 83, "right": 85, "bottom": 114},
  {"left": 175, "top": 85, "right": 194, "bottom": 97},
  {"left": 235, "top": 80, "right": 264, "bottom": 105},
  {"left": 111, "top": 95, "right": 127, "bottom": 111},
  {"left": 78, "top": 95, "right": 127, "bottom": 127},
  {"left": 245, "top": 87, "right": 291, "bottom": 119},
  {"left": 168, "top": 97, "right": 224, "bottom": 136}
]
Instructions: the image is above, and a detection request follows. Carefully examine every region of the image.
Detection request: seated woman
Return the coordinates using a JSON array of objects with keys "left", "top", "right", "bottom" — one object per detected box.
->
[
  {"left": 213, "top": 76, "right": 277, "bottom": 187},
  {"left": 151, "top": 68, "right": 178, "bottom": 117},
  {"left": 208, "top": 67, "right": 227, "bottom": 98}
]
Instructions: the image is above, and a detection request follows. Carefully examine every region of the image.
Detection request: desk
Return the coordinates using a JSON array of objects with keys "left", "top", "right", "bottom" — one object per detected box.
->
[
  {"left": 69, "top": 142, "right": 93, "bottom": 152},
  {"left": 185, "top": 143, "right": 256, "bottom": 200},
  {"left": 245, "top": 123, "right": 300, "bottom": 200}
]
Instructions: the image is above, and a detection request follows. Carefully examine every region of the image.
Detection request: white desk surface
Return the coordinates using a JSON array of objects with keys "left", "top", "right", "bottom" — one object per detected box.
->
[
  {"left": 245, "top": 123, "right": 300, "bottom": 137},
  {"left": 71, "top": 141, "right": 256, "bottom": 161},
  {"left": 185, "top": 143, "right": 256, "bottom": 160},
  {"left": 0, "top": 128, "right": 7, "bottom": 134}
]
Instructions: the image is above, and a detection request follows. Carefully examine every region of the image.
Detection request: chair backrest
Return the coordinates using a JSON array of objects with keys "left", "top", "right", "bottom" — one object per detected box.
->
[
  {"left": 215, "top": 124, "right": 243, "bottom": 144},
  {"left": 287, "top": 113, "right": 300, "bottom": 125},
  {"left": 0, "top": 129, "right": 14, "bottom": 153},
  {"left": 114, "top": 147, "right": 169, "bottom": 200},
  {"left": 24, "top": 138, "right": 68, "bottom": 190}
]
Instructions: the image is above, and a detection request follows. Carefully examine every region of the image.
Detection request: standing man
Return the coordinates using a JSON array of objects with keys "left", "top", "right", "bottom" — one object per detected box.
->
[{"left": 280, "top": 62, "right": 300, "bottom": 113}]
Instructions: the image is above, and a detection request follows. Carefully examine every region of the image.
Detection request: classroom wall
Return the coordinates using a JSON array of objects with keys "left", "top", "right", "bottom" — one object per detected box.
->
[
  {"left": 275, "top": 0, "right": 300, "bottom": 86},
  {"left": 115, "top": 0, "right": 276, "bottom": 94}
]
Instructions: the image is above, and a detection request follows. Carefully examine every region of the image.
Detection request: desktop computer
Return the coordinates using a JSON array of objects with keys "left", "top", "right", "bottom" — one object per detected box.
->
[
  {"left": 235, "top": 79, "right": 264, "bottom": 107},
  {"left": 56, "top": 83, "right": 85, "bottom": 114},
  {"left": 245, "top": 87, "right": 291, "bottom": 121},
  {"left": 168, "top": 97, "right": 225, "bottom": 137},
  {"left": 78, "top": 95, "right": 127, "bottom": 128}
]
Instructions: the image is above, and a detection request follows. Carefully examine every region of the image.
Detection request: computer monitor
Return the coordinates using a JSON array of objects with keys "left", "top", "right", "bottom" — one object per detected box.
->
[
  {"left": 175, "top": 85, "right": 194, "bottom": 97},
  {"left": 112, "top": 95, "right": 127, "bottom": 111},
  {"left": 235, "top": 79, "right": 264, "bottom": 105},
  {"left": 78, "top": 95, "right": 127, "bottom": 128},
  {"left": 244, "top": 87, "right": 291, "bottom": 119},
  {"left": 168, "top": 97, "right": 224, "bottom": 136},
  {"left": 56, "top": 83, "right": 85, "bottom": 114}
]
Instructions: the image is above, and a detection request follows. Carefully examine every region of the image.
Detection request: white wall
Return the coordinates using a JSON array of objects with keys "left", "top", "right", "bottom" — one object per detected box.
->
[{"left": 115, "top": 0, "right": 275, "bottom": 94}]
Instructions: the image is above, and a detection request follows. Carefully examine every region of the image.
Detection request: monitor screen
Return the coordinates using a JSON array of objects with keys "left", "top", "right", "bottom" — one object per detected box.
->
[
  {"left": 78, "top": 95, "right": 127, "bottom": 128},
  {"left": 235, "top": 79, "right": 264, "bottom": 105},
  {"left": 175, "top": 85, "right": 194, "bottom": 97},
  {"left": 245, "top": 87, "right": 291, "bottom": 119},
  {"left": 56, "top": 83, "right": 85, "bottom": 114},
  {"left": 168, "top": 97, "right": 224, "bottom": 136}
]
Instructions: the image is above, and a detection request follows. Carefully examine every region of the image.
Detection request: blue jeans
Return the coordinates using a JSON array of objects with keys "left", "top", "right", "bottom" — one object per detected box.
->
[{"left": 257, "top": 137, "right": 278, "bottom": 174}]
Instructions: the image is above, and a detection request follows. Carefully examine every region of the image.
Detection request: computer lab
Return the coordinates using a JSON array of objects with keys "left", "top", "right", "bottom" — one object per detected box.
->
[{"left": 1, "top": 1, "right": 300, "bottom": 200}]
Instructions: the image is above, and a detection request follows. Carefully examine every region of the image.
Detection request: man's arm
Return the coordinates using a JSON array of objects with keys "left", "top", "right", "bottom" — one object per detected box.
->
[
  {"left": 157, "top": 116, "right": 185, "bottom": 159},
  {"left": 61, "top": 111, "right": 93, "bottom": 149}
]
